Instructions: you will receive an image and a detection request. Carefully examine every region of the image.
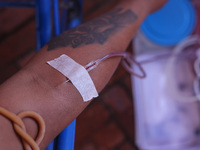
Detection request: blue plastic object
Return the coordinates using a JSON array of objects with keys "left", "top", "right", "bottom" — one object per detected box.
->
[
  {"left": 141, "top": 0, "right": 196, "bottom": 46},
  {"left": 67, "top": 18, "right": 82, "bottom": 29},
  {"left": 61, "top": 0, "right": 69, "bottom": 32},
  {"left": 53, "top": 0, "right": 60, "bottom": 36},
  {"left": 61, "top": 0, "right": 83, "bottom": 31},
  {"left": 45, "top": 140, "right": 55, "bottom": 150},
  {"left": 56, "top": 120, "right": 76, "bottom": 150},
  {"left": 35, "top": 0, "right": 52, "bottom": 51}
]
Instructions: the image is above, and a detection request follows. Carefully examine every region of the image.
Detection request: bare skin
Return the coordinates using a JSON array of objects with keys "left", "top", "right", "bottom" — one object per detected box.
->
[{"left": 0, "top": 0, "right": 168, "bottom": 149}]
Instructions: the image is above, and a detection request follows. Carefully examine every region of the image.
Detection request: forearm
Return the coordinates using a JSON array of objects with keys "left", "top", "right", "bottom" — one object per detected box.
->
[
  {"left": 28, "top": 0, "right": 149, "bottom": 97},
  {"left": 29, "top": 2, "right": 149, "bottom": 145},
  {"left": 0, "top": 0, "right": 157, "bottom": 149}
]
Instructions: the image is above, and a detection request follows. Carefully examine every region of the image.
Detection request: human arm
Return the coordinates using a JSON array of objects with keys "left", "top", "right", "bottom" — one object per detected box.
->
[{"left": 0, "top": 0, "right": 167, "bottom": 149}]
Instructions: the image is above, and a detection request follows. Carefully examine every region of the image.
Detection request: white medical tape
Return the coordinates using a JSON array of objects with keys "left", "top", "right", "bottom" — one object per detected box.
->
[{"left": 47, "top": 54, "right": 98, "bottom": 102}]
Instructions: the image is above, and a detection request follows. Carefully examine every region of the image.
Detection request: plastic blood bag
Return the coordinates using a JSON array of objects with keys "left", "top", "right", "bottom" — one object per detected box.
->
[
  {"left": 132, "top": 0, "right": 200, "bottom": 149},
  {"left": 132, "top": 49, "right": 200, "bottom": 150}
]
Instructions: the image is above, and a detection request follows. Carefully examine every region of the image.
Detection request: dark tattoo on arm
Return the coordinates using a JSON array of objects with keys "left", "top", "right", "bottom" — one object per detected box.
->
[{"left": 47, "top": 8, "right": 137, "bottom": 51}]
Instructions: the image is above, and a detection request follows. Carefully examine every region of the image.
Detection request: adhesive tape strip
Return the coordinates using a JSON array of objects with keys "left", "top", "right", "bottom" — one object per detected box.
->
[{"left": 47, "top": 54, "right": 98, "bottom": 102}]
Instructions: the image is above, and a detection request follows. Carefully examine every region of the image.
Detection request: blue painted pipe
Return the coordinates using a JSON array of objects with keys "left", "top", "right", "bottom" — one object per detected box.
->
[
  {"left": 61, "top": 0, "right": 83, "bottom": 31},
  {"left": 61, "top": 0, "right": 69, "bottom": 32},
  {"left": 35, "top": 0, "right": 52, "bottom": 51},
  {"left": 45, "top": 140, "right": 55, "bottom": 150},
  {"left": 53, "top": 0, "right": 60, "bottom": 36},
  {"left": 55, "top": 120, "right": 76, "bottom": 150}
]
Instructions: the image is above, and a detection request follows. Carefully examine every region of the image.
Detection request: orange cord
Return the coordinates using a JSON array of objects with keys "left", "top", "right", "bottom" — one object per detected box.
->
[{"left": 0, "top": 107, "right": 45, "bottom": 150}]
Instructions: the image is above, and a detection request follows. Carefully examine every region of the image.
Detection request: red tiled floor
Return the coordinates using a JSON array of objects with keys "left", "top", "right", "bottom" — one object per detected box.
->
[
  {"left": 75, "top": 101, "right": 111, "bottom": 143},
  {"left": 92, "top": 122, "right": 125, "bottom": 150},
  {"left": 102, "top": 85, "right": 132, "bottom": 113}
]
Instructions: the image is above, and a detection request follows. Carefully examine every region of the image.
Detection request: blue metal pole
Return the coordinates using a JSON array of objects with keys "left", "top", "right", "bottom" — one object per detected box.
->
[
  {"left": 67, "top": 0, "right": 82, "bottom": 29},
  {"left": 61, "top": 0, "right": 69, "bottom": 32},
  {"left": 56, "top": 120, "right": 76, "bottom": 150},
  {"left": 35, "top": 0, "right": 52, "bottom": 51},
  {"left": 53, "top": 0, "right": 60, "bottom": 36},
  {"left": 45, "top": 140, "right": 55, "bottom": 150}
]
